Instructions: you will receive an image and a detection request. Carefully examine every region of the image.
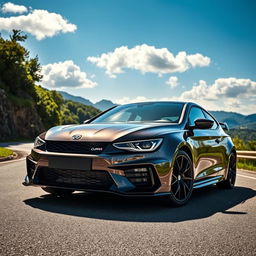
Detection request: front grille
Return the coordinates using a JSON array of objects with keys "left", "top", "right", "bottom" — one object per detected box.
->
[
  {"left": 45, "top": 141, "right": 108, "bottom": 154},
  {"left": 34, "top": 167, "right": 114, "bottom": 190}
]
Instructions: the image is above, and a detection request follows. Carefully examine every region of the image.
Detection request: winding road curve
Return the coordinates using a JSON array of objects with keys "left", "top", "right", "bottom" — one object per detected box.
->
[{"left": 0, "top": 142, "right": 255, "bottom": 256}]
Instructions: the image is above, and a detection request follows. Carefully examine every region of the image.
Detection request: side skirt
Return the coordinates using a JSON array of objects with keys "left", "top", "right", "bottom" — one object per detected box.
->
[{"left": 193, "top": 175, "right": 223, "bottom": 189}]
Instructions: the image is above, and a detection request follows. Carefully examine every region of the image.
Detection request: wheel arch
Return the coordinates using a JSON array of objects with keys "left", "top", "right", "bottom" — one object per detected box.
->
[
  {"left": 231, "top": 147, "right": 237, "bottom": 158},
  {"left": 179, "top": 144, "right": 193, "bottom": 162},
  {"left": 170, "top": 142, "right": 194, "bottom": 172},
  {"left": 224, "top": 146, "right": 237, "bottom": 179}
]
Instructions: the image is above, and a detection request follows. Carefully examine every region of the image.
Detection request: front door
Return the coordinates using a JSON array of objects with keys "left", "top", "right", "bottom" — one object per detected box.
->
[{"left": 187, "top": 107, "right": 225, "bottom": 179}]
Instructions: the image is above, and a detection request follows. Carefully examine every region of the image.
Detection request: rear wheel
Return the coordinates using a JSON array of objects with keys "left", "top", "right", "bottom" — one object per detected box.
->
[
  {"left": 42, "top": 187, "right": 74, "bottom": 196},
  {"left": 165, "top": 150, "right": 194, "bottom": 206},
  {"left": 217, "top": 152, "right": 236, "bottom": 189}
]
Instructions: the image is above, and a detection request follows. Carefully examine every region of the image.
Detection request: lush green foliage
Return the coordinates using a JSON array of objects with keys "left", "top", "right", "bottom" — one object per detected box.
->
[
  {"left": 237, "top": 160, "right": 256, "bottom": 171},
  {"left": 228, "top": 129, "right": 256, "bottom": 141},
  {"left": 0, "top": 30, "right": 41, "bottom": 99},
  {"left": 232, "top": 137, "right": 256, "bottom": 151},
  {"left": 61, "top": 100, "right": 100, "bottom": 125},
  {"left": 231, "top": 135, "right": 256, "bottom": 171},
  {"left": 35, "top": 85, "right": 100, "bottom": 128},
  {"left": 35, "top": 86, "right": 62, "bottom": 129},
  {"left": 0, "top": 31, "right": 100, "bottom": 132},
  {"left": 0, "top": 147, "right": 13, "bottom": 157}
]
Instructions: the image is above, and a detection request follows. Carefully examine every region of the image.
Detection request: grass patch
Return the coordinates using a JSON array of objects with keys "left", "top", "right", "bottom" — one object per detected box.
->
[
  {"left": 237, "top": 159, "right": 256, "bottom": 171},
  {"left": 0, "top": 147, "right": 13, "bottom": 157}
]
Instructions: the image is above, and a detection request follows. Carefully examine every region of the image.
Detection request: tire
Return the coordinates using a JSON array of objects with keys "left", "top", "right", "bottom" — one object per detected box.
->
[
  {"left": 217, "top": 152, "right": 236, "bottom": 189},
  {"left": 42, "top": 187, "right": 74, "bottom": 196},
  {"left": 164, "top": 150, "right": 194, "bottom": 207}
]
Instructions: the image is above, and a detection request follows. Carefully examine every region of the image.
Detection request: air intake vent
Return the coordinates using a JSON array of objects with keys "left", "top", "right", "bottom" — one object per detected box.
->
[
  {"left": 124, "top": 167, "right": 153, "bottom": 187},
  {"left": 34, "top": 167, "right": 114, "bottom": 190}
]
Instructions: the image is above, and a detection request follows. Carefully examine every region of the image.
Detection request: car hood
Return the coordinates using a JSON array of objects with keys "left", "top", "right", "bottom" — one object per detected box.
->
[{"left": 45, "top": 123, "right": 181, "bottom": 142}]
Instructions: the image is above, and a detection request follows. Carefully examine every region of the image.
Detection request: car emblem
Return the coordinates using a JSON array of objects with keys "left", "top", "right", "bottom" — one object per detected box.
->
[
  {"left": 72, "top": 134, "right": 82, "bottom": 140},
  {"left": 91, "top": 147, "right": 103, "bottom": 151}
]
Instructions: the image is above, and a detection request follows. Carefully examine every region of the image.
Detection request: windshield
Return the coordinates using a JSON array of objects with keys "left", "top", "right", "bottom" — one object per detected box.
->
[{"left": 91, "top": 102, "right": 185, "bottom": 124}]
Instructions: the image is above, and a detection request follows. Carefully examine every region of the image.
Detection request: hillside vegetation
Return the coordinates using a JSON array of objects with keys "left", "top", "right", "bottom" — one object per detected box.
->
[
  {"left": 35, "top": 86, "right": 99, "bottom": 130},
  {"left": 210, "top": 111, "right": 256, "bottom": 129},
  {"left": 228, "top": 129, "right": 256, "bottom": 142},
  {"left": 58, "top": 91, "right": 116, "bottom": 111},
  {"left": 0, "top": 30, "right": 100, "bottom": 140}
]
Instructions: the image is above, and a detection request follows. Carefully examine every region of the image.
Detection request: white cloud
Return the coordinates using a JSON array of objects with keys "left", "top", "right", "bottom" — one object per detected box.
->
[
  {"left": 41, "top": 60, "right": 97, "bottom": 89},
  {"left": 113, "top": 77, "right": 256, "bottom": 115},
  {"left": 0, "top": 9, "right": 77, "bottom": 40},
  {"left": 224, "top": 98, "right": 241, "bottom": 108},
  {"left": 166, "top": 76, "right": 178, "bottom": 88},
  {"left": 87, "top": 44, "right": 210, "bottom": 78},
  {"left": 115, "top": 96, "right": 149, "bottom": 105},
  {"left": 180, "top": 77, "right": 256, "bottom": 100},
  {"left": 1, "top": 2, "right": 28, "bottom": 14}
]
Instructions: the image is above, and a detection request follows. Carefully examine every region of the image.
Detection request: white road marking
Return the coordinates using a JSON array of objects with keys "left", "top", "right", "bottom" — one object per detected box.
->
[{"left": 237, "top": 174, "right": 256, "bottom": 180}]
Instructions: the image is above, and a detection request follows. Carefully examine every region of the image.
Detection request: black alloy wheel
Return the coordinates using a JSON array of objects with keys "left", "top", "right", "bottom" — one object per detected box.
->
[
  {"left": 166, "top": 150, "right": 194, "bottom": 206},
  {"left": 217, "top": 152, "right": 236, "bottom": 189}
]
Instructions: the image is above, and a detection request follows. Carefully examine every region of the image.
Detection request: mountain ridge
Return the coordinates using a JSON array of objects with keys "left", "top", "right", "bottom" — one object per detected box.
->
[
  {"left": 58, "top": 91, "right": 256, "bottom": 129},
  {"left": 58, "top": 91, "right": 116, "bottom": 111}
]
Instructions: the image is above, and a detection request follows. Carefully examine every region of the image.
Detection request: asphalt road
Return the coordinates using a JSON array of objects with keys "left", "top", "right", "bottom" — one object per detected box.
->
[{"left": 0, "top": 143, "right": 255, "bottom": 256}]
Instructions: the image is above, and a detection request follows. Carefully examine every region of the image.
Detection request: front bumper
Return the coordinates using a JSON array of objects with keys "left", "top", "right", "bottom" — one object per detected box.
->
[{"left": 24, "top": 148, "right": 173, "bottom": 196}]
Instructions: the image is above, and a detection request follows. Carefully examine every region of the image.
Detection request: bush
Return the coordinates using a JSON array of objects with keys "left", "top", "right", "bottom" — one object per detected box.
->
[{"left": 237, "top": 159, "right": 256, "bottom": 171}]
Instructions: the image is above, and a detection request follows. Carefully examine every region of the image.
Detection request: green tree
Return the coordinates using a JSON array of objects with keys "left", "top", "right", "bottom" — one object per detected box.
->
[
  {"left": 60, "top": 100, "right": 100, "bottom": 124},
  {"left": 233, "top": 137, "right": 246, "bottom": 150},
  {"left": 0, "top": 30, "right": 41, "bottom": 98},
  {"left": 35, "top": 86, "right": 62, "bottom": 129}
]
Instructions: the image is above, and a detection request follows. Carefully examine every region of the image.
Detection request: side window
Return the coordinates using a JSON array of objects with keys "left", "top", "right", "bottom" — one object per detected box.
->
[
  {"left": 188, "top": 107, "right": 205, "bottom": 126},
  {"left": 203, "top": 110, "right": 218, "bottom": 129}
]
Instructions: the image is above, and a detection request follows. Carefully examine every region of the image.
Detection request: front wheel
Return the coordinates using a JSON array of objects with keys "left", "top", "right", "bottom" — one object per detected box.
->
[
  {"left": 217, "top": 152, "right": 236, "bottom": 189},
  {"left": 42, "top": 187, "right": 74, "bottom": 196},
  {"left": 164, "top": 150, "right": 194, "bottom": 207}
]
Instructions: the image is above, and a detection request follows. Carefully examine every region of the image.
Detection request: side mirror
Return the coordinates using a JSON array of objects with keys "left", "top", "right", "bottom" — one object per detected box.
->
[
  {"left": 219, "top": 122, "right": 229, "bottom": 131},
  {"left": 83, "top": 119, "right": 89, "bottom": 124},
  {"left": 194, "top": 119, "right": 214, "bottom": 129}
]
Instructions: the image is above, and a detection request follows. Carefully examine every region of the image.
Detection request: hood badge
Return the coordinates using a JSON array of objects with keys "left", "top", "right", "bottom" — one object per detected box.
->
[{"left": 72, "top": 134, "right": 82, "bottom": 140}]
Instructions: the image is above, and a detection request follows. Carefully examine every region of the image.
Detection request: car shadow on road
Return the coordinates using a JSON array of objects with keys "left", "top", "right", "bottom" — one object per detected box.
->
[{"left": 23, "top": 185, "right": 255, "bottom": 222}]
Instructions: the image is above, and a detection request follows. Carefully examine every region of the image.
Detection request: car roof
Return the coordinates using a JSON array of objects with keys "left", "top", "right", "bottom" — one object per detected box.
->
[{"left": 120, "top": 101, "right": 196, "bottom": 106}]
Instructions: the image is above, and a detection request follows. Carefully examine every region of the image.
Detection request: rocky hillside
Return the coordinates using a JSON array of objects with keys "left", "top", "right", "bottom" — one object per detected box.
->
[
  {"left": 0, "top": 86, "right": 101, "bottom": 141},
  {"left": 0, "top": 89, "right": 44, "bottom": 140}
]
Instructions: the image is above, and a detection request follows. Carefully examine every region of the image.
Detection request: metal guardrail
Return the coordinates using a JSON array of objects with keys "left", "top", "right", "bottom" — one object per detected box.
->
[{"left": 237, "top": 151, "right": 256, "bottom": 160}]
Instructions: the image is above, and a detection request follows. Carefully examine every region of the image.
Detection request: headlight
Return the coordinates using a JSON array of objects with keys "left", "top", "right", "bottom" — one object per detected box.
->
[
  {"left": 113, "top": 138, "right": 163, "bottom": 152},
  {"left": 34, "top": 136, "right": 45, "bottom": 148}
]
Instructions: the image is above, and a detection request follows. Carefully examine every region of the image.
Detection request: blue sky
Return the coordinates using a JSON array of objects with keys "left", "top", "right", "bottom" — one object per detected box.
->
[{"left": 0, "top": 0, "right": 255, "bottom": 114}]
